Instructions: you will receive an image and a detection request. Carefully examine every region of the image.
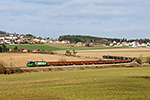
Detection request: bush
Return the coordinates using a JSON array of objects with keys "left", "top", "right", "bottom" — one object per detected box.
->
[
  {"left": 0, "top": 63, "right": 6, "bottom": 74},
  {"left": 11, "top": 68, "right": 23, "bottom": 74},
  {"left": 133, "top": 58, "right": 142, "bottom": 64},
  {"left": 146, "top": 56, "right": 150, "bottom": 63}
]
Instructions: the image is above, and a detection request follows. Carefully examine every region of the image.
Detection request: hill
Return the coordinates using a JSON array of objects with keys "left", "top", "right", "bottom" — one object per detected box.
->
[
  {"left": 59, "top": 35, "right": 150, "bottom": 44},
  {"left": 58, "top": 35, "right": 122, "bottom": 44}
]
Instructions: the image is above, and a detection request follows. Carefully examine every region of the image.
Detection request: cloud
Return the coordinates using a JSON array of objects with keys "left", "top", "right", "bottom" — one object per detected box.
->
[
  {"left": 65, "top": 0, "right": 150, "bottom": 6},
  {"left": 0, "top": 0, "right": 149, "bottom": 21},
  {"left": 104, "top": 26, "right": 150, "bottom": 33},
  {"left": 104, "top": 29, "right": 114, "bottom": 32},
  {"left": 7, "top": 16, "right": 15, "bottom": 21},
  {"left": 27, "top": 17, "right": 85, "bottom": 25},
  {"left": 18, "top": 0, "right": 70, "bottom": 5},
  {"left": 90, "top": 19, "right": 102, "bottom": 24},
  {"left": 0, "top": 0, "right": 150, "bottom": 39},
  {"left": 117, "top": 26, "right": 150, "bottom": 31}
]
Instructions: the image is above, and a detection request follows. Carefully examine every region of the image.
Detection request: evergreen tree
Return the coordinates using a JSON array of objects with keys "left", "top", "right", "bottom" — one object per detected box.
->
[
  {"left": 0, "top": 47, "right": 2, "bottom": 52},
  {"left": 2, "top": 43, "right": 8, "bottom": 52}
]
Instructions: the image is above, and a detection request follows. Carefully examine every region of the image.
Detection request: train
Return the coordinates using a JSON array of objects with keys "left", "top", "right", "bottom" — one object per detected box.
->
[{"left": 27, "top": 55, "right": 133, "bottom": 67}]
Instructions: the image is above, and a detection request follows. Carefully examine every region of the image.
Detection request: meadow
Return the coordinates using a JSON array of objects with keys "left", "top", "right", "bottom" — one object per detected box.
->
[
  {"left": 0, "top": 66, "right": 150, "bottom": 100},
  {"left": 5, "top": 44, "right": 128, "bottom": 51}
]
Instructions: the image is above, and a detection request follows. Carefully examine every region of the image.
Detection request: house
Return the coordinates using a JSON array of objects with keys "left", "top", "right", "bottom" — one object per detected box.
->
[
  {"left": 0, "top": 40, "right": 4, "bottom": 44},
  {"left": 48, "top": 40, "right": 53, "bottom": 43},
  {"left": 34, "top": 38, "right": 40, "bottom": 42},
  {"left": 109, "top": 42, "right": 114, "bottom": 46},
  {"left": 0, "top": 36, "right": 5, "bottom": 40},
  {"left": 31, "top": 49, "right": 41, "bottom": 53},
  {"left": 116, "top": 42, "right": 123, "bottom": 47},
  {"left": 20, "top": 36, "right": 24, "bottom": 39},
  {"left": 131, "top": 41, "right": 139, "bottom": 47},
  {"left": 40, "top": 39, "right": 47, "bottom": 43},
  {"left": 22, "top": 48, "right": 28, "bottom": 53},
  {"left": 61, "top": 40, "right": 70, "bottom": 44},
  {"left": 30, "top": 40, "right": 35, "bottom": 45},
  {"left": 147, "top": 42, "right": 150, "bottom": 46},
  {"left": 122, "top": 41, "right": 129, "bottom": 46},
  {"left": 52, "top": 40, "right": 61, "bottom": 43},
  {"left": 141, "top": 43, "right": 147, "bottom": 47},
  {"left": 15, "top": 39, "right": 24, "bottom": 43}
]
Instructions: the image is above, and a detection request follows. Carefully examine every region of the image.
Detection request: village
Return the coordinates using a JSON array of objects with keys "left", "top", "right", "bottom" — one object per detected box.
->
[
  {"left": 0, "top": 34, "right": 150, "bottom": 48},
  {"left": 0, "top": 34, "right": 70, "bottom": 45}
]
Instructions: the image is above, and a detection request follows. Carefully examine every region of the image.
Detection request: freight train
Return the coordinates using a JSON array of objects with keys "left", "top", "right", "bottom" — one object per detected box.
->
[{"left": 27, "top": 55, "right": 133, "bottom": 67}]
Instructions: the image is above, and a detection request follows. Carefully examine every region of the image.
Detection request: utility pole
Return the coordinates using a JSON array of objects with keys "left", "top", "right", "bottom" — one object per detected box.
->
[
  {"left": 61, "top": 54, "right": 63, "bottom": 62},
  {"left": 10, "top": 54, "right": 12, "bottom": 67}
]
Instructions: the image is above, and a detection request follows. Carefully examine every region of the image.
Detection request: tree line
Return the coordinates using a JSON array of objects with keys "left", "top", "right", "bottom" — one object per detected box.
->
[
  {"left": 0, "top": 31, "right": 6, "bottom": 35},
  {"left": 59, "top": 35, "right": 150, "bottom": 44}
]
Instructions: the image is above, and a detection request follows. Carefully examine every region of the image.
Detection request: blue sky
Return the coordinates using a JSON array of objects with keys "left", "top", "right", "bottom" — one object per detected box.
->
[{"left": 0, "top": 0, "right": 150, "bottom": 39}]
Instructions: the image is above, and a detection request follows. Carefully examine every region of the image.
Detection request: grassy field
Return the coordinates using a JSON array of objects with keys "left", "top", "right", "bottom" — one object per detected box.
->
[
  {"left": 4, "top": 44, "right": 128, "bottom": 51},
  {"left": 0, "top": 66, "right": 150, "bottom": 100},
  {"left": 6, "top": 44, "right": 61, "bottom": 51}
]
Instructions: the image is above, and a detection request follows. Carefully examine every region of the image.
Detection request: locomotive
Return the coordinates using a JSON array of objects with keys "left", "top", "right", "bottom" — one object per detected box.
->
[{"left": 27, "top": 61, "right": 47, "bottom": 67}]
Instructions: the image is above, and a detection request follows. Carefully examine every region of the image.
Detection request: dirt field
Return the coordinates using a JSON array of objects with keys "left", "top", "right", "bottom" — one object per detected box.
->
[
  {"left": 0, "top": 53, "right": 93, "bottom": 67},
  {"left": 57, "top": 48, "right": 150, "bottom": 58}
]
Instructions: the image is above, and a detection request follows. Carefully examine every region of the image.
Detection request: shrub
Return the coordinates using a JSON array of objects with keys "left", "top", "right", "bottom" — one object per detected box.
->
[
  {"left": 11, "top": 68, "right": 23, "bottom": 74},
  {"left": 146, "top": 56, "right": 150, "bottom": 63},
  {"left": 0, "top": 63, "right": 6, "bottom": 74},
  {"left": 133, "top": 58, "right": 142, "bottom": 64},
  {"left": 5, "top": 68, "right": 12, "bottom": 75}
]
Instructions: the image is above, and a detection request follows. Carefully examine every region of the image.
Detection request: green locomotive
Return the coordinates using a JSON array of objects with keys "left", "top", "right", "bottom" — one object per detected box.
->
[{"left": 27, "top": 61, "right": 47, "bottom": 67}]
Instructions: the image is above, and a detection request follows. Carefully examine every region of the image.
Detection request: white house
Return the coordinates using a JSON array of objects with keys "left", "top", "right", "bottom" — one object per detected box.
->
[
  {"left": 61, "top": 40, "right": 70, "bottom": 44},
  {"left": 48, "top": 40, "right": 53, "bottom": 43},
  {"left": 122, "top": 42, "right": 130, "bottom": 46},
  {"left": 40, "top": 39, "right": 47, "bottom": 43},
  {"left": 109, "top": 42, "right": 114, "bottom": 46},
  {"left": 0, "top": 40, "right": 4, "bottom": 44},
  {"left": 52, "top": 40, "right": 61, "bottom": 43},
  {"left": 117, "top": 42, "right": 123, "bottom": 47},
  {"left": 141, "top": 43, "right": 147, "bottom": 47},
  {"left": 131, "top": 41, "right": 138, "bottom": 47}
]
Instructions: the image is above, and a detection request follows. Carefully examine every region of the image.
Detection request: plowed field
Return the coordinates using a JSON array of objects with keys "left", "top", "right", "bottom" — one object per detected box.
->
[{"left": 57, "top": 48, "right": 150, "bottom": 58}]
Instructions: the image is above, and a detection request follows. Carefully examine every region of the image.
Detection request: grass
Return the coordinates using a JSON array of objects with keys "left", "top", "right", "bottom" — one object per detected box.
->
[
  {"left": 137, "top": 57, "right": 147, "bottom": 63},
  {"left": 0, "top": 66, "right": 150, "bottom": 100},
  {"left": 5, "top": 44, "right": 129, "bottom": 51},
  {"left": 6, "top": 44, "right": 61, "bottom": 51}
]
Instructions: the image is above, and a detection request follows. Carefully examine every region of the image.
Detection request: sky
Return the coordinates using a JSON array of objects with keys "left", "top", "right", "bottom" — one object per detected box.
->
[{"left": 0, "top": 0, "right": 150, "bottom": 39}]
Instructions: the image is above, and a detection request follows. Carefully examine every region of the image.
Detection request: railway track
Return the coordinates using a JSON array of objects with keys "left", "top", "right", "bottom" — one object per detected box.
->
[{"left": 20, "top": 62, "right": 134, "bottom": 69}]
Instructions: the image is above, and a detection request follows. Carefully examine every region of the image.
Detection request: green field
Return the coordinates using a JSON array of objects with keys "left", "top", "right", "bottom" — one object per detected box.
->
[
  {"left": 0, "top": 67, "right": 150, "bottom": 100},
  {"left": 5, "top": 44, "right": 129, "bottom": 51}
]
